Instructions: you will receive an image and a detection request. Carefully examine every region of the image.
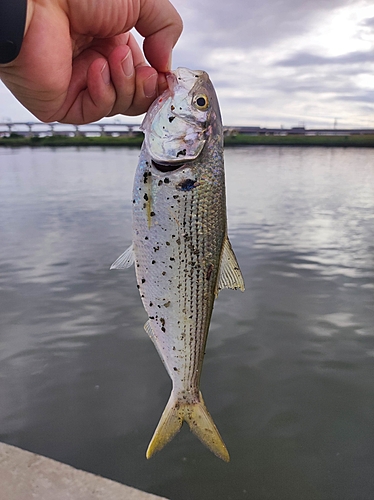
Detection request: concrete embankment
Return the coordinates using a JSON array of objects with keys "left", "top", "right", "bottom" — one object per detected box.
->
[{"left": 0, "top": 442, "right": 168, "bottom": 500}]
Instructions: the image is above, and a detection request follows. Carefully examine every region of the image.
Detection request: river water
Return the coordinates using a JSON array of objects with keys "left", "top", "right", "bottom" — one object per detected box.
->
[{"left": 0, "top": 146, "right": 373, "bottom": 500}]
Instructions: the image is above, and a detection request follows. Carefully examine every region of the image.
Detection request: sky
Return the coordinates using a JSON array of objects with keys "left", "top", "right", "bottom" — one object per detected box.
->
[{"left": 1, "top": 0, "right": 374, "bottom": 128}]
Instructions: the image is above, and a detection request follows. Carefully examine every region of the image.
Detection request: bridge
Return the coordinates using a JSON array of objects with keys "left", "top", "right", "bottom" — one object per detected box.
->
[
  {"left": 0, "top": 121, "right": 141, "bottom": 138},
  {"left": 1, "top": 122, "right": 374, "bottom": 138}
]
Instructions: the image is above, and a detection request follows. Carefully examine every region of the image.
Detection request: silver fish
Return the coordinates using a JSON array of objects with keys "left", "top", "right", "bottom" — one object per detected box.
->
[{"left": 111, "top": 67, "right": 244, "bottom": 461}]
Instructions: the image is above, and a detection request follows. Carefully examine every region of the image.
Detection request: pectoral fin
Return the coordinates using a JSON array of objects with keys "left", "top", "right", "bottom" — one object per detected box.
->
[
  {"left": 110, "top": 244, "right": 134, "bottom": 269},
  {"left": 216, "top": 236, "right": 245, "bottom": 296}
]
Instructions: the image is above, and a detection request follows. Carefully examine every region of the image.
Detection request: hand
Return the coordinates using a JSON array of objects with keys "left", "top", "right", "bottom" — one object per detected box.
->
[{"left": 0, "top": 0, "right": 182, "bottom": 124}]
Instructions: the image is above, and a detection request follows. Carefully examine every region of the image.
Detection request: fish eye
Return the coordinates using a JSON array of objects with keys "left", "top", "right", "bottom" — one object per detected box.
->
[{"left": 194, "top": 94, "right": 209, "bottom": 110}]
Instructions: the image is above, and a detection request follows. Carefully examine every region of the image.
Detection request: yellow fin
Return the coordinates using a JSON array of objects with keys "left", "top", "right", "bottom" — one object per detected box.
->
[
  {"left": 146, "top": 394, "right": 183, "bottom": 459},
  {"left": 216, "top": 236, "right": 245, "bottom": 296},
  {"left": 146, "top": 392, "right": 230, "bottom": 462}
]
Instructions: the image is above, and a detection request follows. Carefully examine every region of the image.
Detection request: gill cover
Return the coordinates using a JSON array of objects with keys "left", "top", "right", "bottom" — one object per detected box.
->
[{"left": 141, "top": 68, "right": 213, "bottom": 164}]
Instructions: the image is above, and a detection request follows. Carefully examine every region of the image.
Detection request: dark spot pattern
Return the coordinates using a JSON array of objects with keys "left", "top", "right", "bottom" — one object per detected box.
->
[{"left": 177, "top": 179, "right": 196, "bottom": 191}]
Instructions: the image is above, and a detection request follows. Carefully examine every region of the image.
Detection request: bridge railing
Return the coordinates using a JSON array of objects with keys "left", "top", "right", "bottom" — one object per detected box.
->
[{"left": 0, "top": 122, "right": 142, "bottom": 137}]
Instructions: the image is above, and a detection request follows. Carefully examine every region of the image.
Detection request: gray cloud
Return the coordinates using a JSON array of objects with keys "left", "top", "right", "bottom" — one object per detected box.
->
[
  {"left": 173, "top": 0, "right": 359, "bottom": 49},
  {"left": 338, "top": 91, "right": 374, "bottom": 103},
  {"left": 1, "top": 0, "right": 374, "bottom": 128},
  {"left": 277, "top": 50, "right": 374, "bottom": 67},
  {"left": 361, "top": 16, "right": 374, "bottom": 27}
]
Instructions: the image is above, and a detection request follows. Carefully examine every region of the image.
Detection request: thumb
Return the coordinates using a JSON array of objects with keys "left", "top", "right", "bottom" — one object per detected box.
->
[{"left": 136, "top": 0, "right": 183, "bottom": 71}]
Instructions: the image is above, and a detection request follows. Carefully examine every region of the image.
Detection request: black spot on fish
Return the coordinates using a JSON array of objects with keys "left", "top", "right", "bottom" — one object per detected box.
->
[
  {"left": 152, "top": 260, "right": 156, "bottom": 264},
  {"left": 158, "top": 180, "right": 163, "bottom": 186},
  {"left": 176, "top": 149, "right": 187, "bottom": 158},
  {"left": 177, "top": 179, "right": 196, "bottom": 191},
  {"left": 145, "top": 236, "right": 148, "bottom": 240},
  {"left": 168, "top": 116, "right": 175, "bottom": 123},
  {"left": 149, "top": 302, "right": 153, "bottom": 307},
  {"left": 161, "top": 327, "right": 166, "bottom": 333},
  {"left": 144, "top": 193, "right": 148, "bottom": 201},
  {"left": 173, "top": 367, "right": 178, "bottom": 371},
  {"left": 164, "top": 177, "right": 170, "bottom": 184},
  {"left": 150, "top": 211, "right": 155, "bottom": 217},
  {"left": 143, "top": 172, "right": 151, "bottom": 184},
  {"left": 141, "top": 278, "right": 146, "bottom": 283}
]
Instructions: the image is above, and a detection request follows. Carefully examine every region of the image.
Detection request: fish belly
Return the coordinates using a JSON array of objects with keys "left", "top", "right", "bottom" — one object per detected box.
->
[{"left": 132, "top": 148, "right": 226, "bottom": 394}]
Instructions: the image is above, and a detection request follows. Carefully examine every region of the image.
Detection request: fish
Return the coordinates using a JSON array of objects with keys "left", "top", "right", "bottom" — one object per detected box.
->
[{"left": 111, "top": 67, "right": 245, "bottom": 462}]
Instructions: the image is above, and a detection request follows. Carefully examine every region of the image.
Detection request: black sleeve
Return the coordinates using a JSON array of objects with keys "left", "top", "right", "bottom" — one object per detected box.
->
[{"left": 0, "top": 0, "right": 28, "bottom": 64}]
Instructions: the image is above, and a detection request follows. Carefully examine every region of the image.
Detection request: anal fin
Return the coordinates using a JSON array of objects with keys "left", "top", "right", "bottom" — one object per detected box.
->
[{"left": 216, "top": 236, "right": 245, "bottom": 295}]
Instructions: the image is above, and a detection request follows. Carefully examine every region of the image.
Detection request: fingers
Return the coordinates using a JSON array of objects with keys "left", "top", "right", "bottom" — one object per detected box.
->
[
  {"left": 57, "top": 55, "right": 117, "bottom": 124},
  {"left": 108, "top": 34, "right": 159, "bottom": 117},
  {"left": 136, "top": 0, "right": 183, "bottom": 72},
  {"left": 66, "top": 0, "right": 182, "bottom": 72},
  {"left": 107, "top": 47, "right": 159, "bottom": 117},
  {"left": 57, "top": 49, "right": 159, "bottom": 122}
]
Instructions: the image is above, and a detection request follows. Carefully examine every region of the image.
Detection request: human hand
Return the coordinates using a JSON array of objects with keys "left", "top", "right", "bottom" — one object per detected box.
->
[{"left": 0, "top": 0, "right": 182, "bottom": 124}]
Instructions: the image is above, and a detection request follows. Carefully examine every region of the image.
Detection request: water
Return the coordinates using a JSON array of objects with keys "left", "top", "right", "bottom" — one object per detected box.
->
[{"left": 0, "top": 146, "right": 373, "bottom": 500}]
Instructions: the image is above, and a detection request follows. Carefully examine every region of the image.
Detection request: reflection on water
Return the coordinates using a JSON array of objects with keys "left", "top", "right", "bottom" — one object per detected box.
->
[{"left": 0, "top": 146, "right": 374, "bottom": 500}]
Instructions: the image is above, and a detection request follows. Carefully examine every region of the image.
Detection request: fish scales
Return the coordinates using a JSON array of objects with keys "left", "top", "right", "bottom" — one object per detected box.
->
[
  {"left": 134, "top": 150, "right": 225, "bottom": 393},
  {"left": 111, "top": 68, "right": 244, "bottom": 462}
]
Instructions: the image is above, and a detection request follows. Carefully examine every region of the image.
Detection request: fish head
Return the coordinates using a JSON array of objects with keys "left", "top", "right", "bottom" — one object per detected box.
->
[{"left": 141, "top": 67, "right": 222, "bottom": 165}]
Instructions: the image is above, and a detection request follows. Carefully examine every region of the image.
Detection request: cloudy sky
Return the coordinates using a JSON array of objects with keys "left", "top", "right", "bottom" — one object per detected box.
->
[{"left": 1, "top": 0, "right": 374, "bottom": 128}]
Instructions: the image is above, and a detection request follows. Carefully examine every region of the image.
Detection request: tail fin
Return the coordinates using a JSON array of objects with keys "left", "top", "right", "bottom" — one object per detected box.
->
[{"left": 146, "top": 391, "right": 230, "bottom": 462}]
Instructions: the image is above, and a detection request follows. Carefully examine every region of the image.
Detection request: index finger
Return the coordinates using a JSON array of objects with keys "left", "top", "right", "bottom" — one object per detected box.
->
[{"left": 136, "top": 0, "right": 183, "bottom": 72}]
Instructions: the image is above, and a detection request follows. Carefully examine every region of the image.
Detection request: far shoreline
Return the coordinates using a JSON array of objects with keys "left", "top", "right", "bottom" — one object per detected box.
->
[{"left": 1, "top": 133, "right": 374, "bottom": 148}]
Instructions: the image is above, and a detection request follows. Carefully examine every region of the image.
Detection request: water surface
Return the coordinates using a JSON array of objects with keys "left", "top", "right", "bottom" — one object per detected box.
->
[{"left": 0, "top": 146, "right": 374, "bottom": 500}]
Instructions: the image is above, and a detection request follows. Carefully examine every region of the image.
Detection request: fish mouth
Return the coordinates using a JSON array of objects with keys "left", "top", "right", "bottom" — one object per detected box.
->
[{"left": 151, "top": 160, "right": 186, "bottom": 173}]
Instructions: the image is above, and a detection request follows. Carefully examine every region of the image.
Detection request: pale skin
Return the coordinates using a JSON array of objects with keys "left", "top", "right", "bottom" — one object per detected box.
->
[{"left": 0, "top": 0, "right": 183, "bottom": 124}]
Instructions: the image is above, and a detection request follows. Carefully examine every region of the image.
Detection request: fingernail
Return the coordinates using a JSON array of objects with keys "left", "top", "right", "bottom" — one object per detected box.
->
[
  {"left": 101, "top": 62, "right": 110, "bottom": 85},
  {"left": 143, "top": 73, "right": 158, "bottom": 99},
  {"left": 121, "top": 51, "right": 134, "bottom": 77},
  {"left": 166, "top": 53, "right": 172, "bottom": 71}
]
